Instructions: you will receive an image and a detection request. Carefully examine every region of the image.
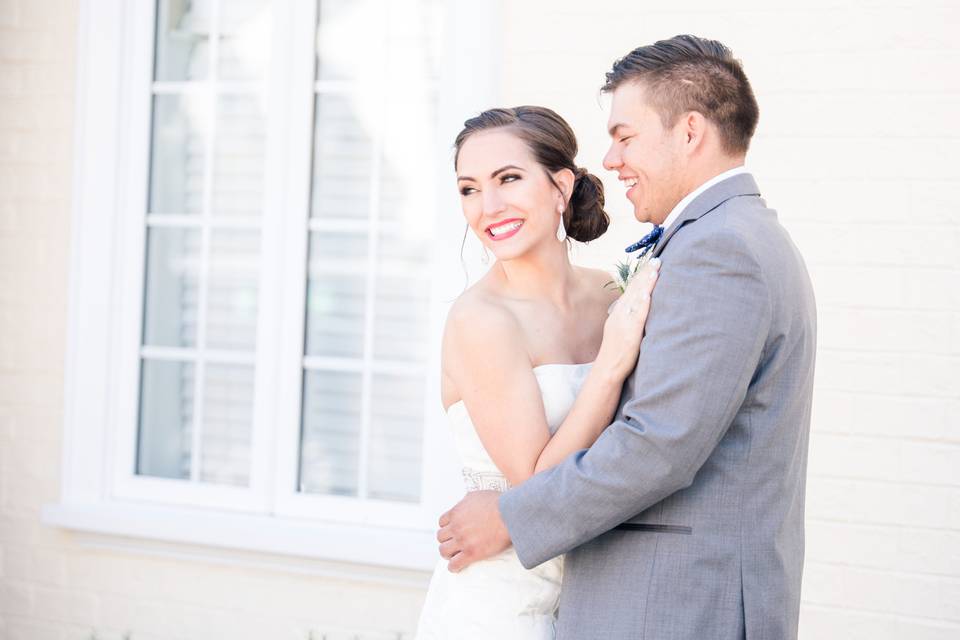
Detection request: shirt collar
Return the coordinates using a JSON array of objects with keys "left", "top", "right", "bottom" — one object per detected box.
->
[{"left": 660, "top": 165, "right": 749, "bottom": 232}]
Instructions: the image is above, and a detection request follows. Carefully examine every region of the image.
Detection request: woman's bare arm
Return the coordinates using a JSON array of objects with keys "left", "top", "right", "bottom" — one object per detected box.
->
[{"left": 443, "top": 260, "right": 660, "bottom": 486}]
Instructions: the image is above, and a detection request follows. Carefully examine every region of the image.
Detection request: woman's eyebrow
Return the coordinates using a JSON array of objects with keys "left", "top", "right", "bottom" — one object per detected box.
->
[{"left": 457, "top": 164, "right": 525, "bottom": 182}]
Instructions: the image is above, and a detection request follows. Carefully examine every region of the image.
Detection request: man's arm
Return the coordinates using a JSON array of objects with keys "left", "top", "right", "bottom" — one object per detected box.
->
[{"left": 500, "top": 225, "right": 771, "bottom": 569}]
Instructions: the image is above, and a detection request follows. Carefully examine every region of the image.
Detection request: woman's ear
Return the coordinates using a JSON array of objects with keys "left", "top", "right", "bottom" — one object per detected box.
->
[{"left": 552, "top": 167, "right": 576, "bottom": 207}]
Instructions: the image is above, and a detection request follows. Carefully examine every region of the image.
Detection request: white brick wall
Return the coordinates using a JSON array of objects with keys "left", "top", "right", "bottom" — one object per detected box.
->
[{"left": 1, "top": 0, "right": 958, "bottom": 639}]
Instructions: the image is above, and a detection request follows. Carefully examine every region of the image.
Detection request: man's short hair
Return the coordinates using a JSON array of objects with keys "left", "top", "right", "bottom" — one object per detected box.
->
[{"left": 603, "top": 35, "right": 759, "bottom": 155}]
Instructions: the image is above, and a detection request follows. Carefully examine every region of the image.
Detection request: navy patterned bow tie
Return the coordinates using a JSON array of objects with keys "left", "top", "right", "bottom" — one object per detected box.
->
[{"left": 625, "top": 225, "right": 663, "bottom": 258}]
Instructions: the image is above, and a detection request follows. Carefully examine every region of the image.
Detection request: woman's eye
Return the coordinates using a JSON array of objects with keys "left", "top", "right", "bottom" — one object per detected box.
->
[
  {"left": 459, "top": 186, "right": 477, "bottom": 196},
  {"left": 501, "top": 174, "right": 521, "bottom": 184}
]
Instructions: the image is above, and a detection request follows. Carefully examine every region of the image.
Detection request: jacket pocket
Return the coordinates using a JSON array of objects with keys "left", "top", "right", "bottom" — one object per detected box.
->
[{"left": 613, "top": 523, "right": 693, "bottom": 534}]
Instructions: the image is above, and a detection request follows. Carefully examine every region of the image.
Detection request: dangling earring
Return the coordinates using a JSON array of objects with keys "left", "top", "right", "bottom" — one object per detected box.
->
[{"left": 556, "top": 207, "right": 567, "bottom": 243}]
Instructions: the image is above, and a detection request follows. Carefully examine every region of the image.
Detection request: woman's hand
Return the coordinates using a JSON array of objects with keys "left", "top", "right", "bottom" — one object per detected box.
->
[{"left": 597, "top": 258, "right": 661, "bottom": 380}]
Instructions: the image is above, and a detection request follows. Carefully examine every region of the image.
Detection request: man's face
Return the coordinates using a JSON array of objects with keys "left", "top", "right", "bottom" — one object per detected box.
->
[{"left": 603, "top": 81, "right": 687, "bottom": 225}]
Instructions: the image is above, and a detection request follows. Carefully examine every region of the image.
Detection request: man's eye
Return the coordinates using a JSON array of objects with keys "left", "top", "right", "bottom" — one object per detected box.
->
[{"left": 619, "top": 135, "right": 633, "bottom": 144}]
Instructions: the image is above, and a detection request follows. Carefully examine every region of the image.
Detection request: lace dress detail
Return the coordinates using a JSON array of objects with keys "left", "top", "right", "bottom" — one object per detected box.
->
[
  {"left": 461, "top": 467, "right": 511, "bottom": 492},
  {"left": 416, "top": 363, "right": 594, "bottom": 640}
]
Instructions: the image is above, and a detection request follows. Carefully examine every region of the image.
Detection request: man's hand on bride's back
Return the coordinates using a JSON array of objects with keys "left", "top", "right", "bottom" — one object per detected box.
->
[
  {"left": 437, "top": 490, "right": 511, "bottom": 573},
  {"left": 597, "top": 257, "right": 661, "bottom": 380}
]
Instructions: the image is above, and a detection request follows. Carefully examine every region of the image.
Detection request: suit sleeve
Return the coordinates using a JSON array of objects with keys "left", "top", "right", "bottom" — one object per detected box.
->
[{"left": 500, "top": 225, "right": 772, "bottom": 569}]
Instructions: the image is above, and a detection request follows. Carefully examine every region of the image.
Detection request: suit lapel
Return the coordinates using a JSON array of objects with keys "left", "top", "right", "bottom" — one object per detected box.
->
[{"left": 652, "top": 173, "right": 761, "bottom": 258}]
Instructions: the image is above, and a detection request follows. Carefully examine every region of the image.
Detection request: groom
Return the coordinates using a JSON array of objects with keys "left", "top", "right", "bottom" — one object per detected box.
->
[{"left": 437, "top": 35, "right": 817, "bottom": 639}]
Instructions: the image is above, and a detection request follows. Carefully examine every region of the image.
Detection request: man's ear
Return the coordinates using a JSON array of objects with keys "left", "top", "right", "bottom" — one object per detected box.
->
[{"left": 681, "top": 111, "right": 709, "bottom": 152}]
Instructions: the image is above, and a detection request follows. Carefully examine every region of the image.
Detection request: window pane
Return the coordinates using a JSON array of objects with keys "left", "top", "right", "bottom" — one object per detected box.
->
[
  {"left": 200, "top": 364, "right": 254, "bottom": 486},
  {"left": 212, "top": 94, "right": 266, "bottom": 217},
  {"left": 383, "top": 0, "right": 443, "bottom": 84},
  {"left": 137, "top": 359, "right": 194, "bottom": 479},
  {"left": 305, "top": 231, "right": 367, "bottom": 358},
  {"left": 307, "top": 230, "right": 367, "bottom": 267},
  {"left": 368, "top": 374, "right": 423, "bottom": 502},
  {"left": 154, "top": 0, "right": 210, "bottom": 82},
  {"left": 149, "top": 93, "right": 208, "bottom": 215},
  {"left": 373, "top": 94, "right": 435, "bottom": 363},
  {"left": 310, "top": 95, "right": 372, "bottom": 219},
  {"left": 299, "top": 370, "right": 362, "bottom": 495},
  {"left": 218, "top": 0, "right": 271, "bottom": 81},
  {"left": 304, "top": 277, "right": 366, "bottom": 359},
  {"left": 315, "top": 0, "right": 381, "bottom": 83},
  {"left": 206, "top": 230, "right": 259, "bottom": 351},
  {"left": 372, "top": 276, "right": 429, "bottom": 363},
  {"left": 377, "top": 227, "right": 430, "bottom": 275},
  {"left": 379, "top": 93, "right": 438, "bottom": 225},
  {"left": 143, "top": 227, "right": 201, "bottom": 348}
]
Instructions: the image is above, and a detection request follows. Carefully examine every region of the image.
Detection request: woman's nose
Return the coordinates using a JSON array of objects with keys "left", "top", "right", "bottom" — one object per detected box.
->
[{"left": 482, "top": 189, "right": 506, "bottom": 216}]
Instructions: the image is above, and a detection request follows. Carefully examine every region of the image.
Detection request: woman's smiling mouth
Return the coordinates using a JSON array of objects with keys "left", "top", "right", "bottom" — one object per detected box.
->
[{"left": 486, "top": 219, "right": 524, "bottom": 240}]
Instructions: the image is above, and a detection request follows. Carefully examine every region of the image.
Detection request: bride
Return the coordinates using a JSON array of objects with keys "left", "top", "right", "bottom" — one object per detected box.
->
[{"left": 415, "top": 106, "right": 660, "bottom": 639}]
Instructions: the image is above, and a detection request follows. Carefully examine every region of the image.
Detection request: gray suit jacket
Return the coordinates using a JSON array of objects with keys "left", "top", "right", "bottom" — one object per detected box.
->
[{"left": 500, "top": 173, "right": 816, "bottom": 640}]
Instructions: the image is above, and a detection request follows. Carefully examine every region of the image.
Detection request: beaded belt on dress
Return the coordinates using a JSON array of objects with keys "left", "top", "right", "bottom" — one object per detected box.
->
[{"left": 461, "top": 467, "right": 511, "bottom": 492}]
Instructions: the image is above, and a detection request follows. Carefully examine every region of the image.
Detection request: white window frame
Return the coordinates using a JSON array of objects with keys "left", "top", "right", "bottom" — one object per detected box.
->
[{"left": 43, "top": 0, "right": 501, "bottom": 573}]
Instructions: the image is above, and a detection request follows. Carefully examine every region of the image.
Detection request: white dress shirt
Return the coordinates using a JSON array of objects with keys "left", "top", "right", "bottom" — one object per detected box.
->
[{"left": 660, "top": 166, "right": 749, "bottom": 232}]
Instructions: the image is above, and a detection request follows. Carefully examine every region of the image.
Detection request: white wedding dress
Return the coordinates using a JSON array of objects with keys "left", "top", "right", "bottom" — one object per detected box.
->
[{"left": 416, "top": 362, "right": 594, "bottom": 640}]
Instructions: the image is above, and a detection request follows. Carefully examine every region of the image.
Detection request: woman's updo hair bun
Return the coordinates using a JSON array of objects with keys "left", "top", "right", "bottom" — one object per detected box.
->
[
  {"left": 454, "top": 106, "right": 610, "bottom": 244},
  {"left": 566, "top": 168, "right": 608, "bottom": 242}
]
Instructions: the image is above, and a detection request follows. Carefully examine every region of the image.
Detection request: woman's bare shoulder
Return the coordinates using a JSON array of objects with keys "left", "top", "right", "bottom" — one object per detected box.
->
[
  {"left": 577, "top": 266, "right": 620, "bottom": 305},
  {"left": 443, "top": 284, "right": 524, "bottom": 366},
  {"left": 446, "top": 284, "right": 516, "bottom": 330}
]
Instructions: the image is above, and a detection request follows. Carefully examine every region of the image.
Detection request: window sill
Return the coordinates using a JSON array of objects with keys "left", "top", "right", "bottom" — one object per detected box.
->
[{"left": 42, "top": 501, "right": 437, "bottom": 584}]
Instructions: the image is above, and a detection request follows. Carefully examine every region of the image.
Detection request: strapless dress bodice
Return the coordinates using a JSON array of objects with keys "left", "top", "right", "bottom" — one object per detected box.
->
[{"left": 445, "top": 362, "right": 594, "bottom": 491}]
